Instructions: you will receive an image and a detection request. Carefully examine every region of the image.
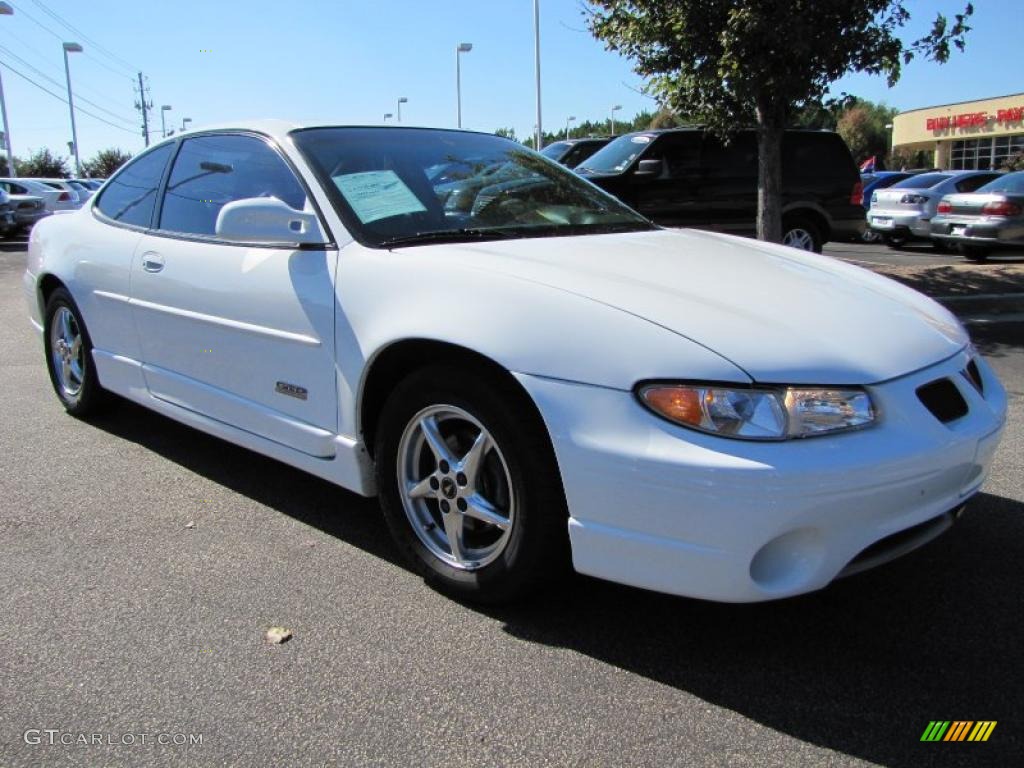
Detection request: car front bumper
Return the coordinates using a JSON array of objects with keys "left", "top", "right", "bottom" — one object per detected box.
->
[
  {"left": 515, "top": 348, "right": 1006, "bottom": 602},
  {"left": 930, "top": 214, "right": 1024, "bottom": 247}
]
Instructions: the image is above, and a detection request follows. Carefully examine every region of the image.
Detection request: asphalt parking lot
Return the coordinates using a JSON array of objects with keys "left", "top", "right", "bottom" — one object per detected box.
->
[{"left": 1, "top": 241, "right": 1021, "bottom": 768}]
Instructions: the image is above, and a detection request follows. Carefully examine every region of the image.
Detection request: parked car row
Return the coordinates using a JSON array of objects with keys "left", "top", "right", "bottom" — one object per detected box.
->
[
  {"left": 0, "top": 177, "right": 105, "bottom": 238},
  {"left": 866, "top": 170, "right": 1022, "bottom": 260}
]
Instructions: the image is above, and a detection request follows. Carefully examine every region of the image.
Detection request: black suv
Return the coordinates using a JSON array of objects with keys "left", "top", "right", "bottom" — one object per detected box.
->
[
  {"left": 575, "top": 128, "right": 864, "bottom": 252},
  {"left": 540, "top": 137, "right": 614, "bottom": 169}
]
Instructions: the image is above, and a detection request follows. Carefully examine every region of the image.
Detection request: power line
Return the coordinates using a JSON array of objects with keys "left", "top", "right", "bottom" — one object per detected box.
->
[
  {"left": 2, "top": 28, "right": 135, "bottom": 113},
  {"left": 0, "top": 44, "right": 136, "bottom": 126},
  {"left": 8, "top": 1, "right": 135, "bottom": 83},
  {"left": 26, "top": 0, "right": 140, "bottom": 76},
  {"left": 0, "top": 59, "right": 138, "bottom": 134}
]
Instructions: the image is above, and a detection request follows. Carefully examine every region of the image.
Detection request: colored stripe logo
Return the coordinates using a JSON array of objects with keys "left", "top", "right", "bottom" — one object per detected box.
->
[{"left": 921, "top": 721, "right": 997, "bottom": 742}]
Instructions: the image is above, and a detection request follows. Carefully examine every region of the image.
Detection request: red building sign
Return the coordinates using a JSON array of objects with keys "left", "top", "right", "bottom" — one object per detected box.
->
[{"left": 927, "top": 107, "right": 1024, "bottom": 131}]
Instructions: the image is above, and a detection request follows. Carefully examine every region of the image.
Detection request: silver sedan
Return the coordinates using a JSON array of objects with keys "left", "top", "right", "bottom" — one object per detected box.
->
[
  {"left": 931, "top": 171, "right": 1024, "bottom": 261},
  {"left": 867, "top": 170, "right": 1002, "bottom": 250}
]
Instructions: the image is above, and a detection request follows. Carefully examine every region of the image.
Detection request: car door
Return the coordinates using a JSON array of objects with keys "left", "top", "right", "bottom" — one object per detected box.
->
[
  {"left": 624, "top": 132, "right": 707, "bottom": 227},
  {"left": 129, "top": 133, "right": 340, "bottom": 458},
  {"left": 703, "top": 131, "right": 759, "bottom": 235}
]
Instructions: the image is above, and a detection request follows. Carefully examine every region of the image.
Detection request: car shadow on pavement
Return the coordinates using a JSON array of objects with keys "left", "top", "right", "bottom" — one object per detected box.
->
[
  {"left": 88, "top": 399, "right": 1021, "bottom": 767},
  {"left": 86, "top": 399, "right": 403, "bottom": 568},
  {"left": 487, "top": 492, "right": 1023, "bottom": 767}
]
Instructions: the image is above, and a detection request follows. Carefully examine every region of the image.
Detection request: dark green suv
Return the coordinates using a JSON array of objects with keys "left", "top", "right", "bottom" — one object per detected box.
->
[{"left": 575, "top": 128, "right": 865, "bottom": 252}]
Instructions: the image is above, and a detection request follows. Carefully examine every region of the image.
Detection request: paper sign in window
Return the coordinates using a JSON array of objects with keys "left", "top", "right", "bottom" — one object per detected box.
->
[{"left": 333, "top": 171, "right": 427, "bottom": 224}]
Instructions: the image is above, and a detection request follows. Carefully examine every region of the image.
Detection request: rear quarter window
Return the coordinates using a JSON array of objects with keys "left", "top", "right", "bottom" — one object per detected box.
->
[{"left": 783, "top": 133, "right": 856, "bottom": 179}]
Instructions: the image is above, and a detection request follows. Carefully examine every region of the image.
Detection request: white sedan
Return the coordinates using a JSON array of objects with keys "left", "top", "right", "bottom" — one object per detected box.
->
[{"left": 24, "top": 120, "right": 1007, "bottom": 603}]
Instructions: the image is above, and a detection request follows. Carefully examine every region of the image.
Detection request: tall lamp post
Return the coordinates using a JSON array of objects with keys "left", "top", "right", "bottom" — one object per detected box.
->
[
  {"left": 610, "top": 104, "right": 622, "bottom": 136},
  {"left": 160, "top": 105, "right": 172, "bottom": 138},
  {"left": 62, "top": 42, "right": 83, "bottom": 177},
  {"left": 533, "top": 0, "right": 542, "bottom": 150},
  {"left": 383, "top": 112, "right": 393, "bottom": 123},
  {"left": 565, "top": 115, "right": 576, "bottom": 141},
  {"left": 0, "top": 2, "right": 15, "bottom": 177},
  {"left": 456, "top": 43, "right": 472, "bottom": 128},
  {"left": 181, "top": 117, "right": 192, "bottom": 132},
  {"left": 397, "top": 97, "right": 408, "bottom": 123}
]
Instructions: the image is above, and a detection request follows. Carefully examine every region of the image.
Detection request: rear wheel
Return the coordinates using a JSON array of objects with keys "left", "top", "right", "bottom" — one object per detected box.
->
[
  {"left": 43, "top": 287, "right": 109, "bottom": 416},
  {"left": 375, "top": 364, "right": 568, "bottom": 603},
  {"left": 959, "top": 244, "right": 991, "bottom": 262},
  {"left": 781, "top": 217, "right": 823, "bottom": 253},
  {"left": 883, "top": 234, "right": 908, "bottom": 250}
]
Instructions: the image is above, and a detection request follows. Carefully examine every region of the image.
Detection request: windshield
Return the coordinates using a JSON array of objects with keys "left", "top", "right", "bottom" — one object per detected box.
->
[
  {"left": 576, "top": 134, "right": 654, "bottom": 173},
  {"left": 540, "top": 141, "right": 570, "bottom": 160},
  {"left": 293, "top": 128, "right": 652, "bottom": 247},
  {"left": 977, "top": 172, "right": 1024, "bottom": 194},
  {"left": 891, "top": 173, "right": 951, "bottom": 189}
]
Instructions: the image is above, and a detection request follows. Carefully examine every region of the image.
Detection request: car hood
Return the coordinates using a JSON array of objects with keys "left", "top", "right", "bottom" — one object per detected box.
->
[{"left": 430, "top": 228, "right": 967, "bottom": 385}]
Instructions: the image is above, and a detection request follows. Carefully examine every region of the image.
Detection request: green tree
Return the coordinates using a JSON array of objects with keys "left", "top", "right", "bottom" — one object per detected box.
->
[
  {"left": 15, "top": 148, "right": 70, "bottom": 177},
  {"left": 495, "top": 127, "right": 519, "bottom": 141},
  {"left": 835, "top": 99, "right": 898, "bottom": 167},
  {"left": 1001, "top": 150, "right": 1024, "bottom": 172},
  {"left": 82, "top": 148, "right": 132, "bottom": 178},
  {"left": 586, "top": 1, "right": 973, "bottom": 243}
]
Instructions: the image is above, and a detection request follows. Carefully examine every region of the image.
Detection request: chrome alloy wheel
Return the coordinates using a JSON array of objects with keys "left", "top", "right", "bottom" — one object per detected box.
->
[
  {"left": 49, "top": 306, "right": 85, "bottom": 399},
  {"left": 397, "top": 404, "right": 515, "bottom": 571},
  {"left": 783, "top": 227, "right": 815, "bottom": 251}
]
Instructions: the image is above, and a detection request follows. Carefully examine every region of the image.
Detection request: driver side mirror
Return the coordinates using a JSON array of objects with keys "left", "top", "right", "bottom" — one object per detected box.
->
[
  {"left": 215, "top": 197, "right": 326, "bottom": 246},
  {"left": 634, "top": 158, "right": 663, "bottom": 177}
]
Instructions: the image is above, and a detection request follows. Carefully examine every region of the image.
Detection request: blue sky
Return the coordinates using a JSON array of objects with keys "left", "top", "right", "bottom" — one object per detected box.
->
[{"left": 0, "top": 0, "right": 1016, "bottom": 165}]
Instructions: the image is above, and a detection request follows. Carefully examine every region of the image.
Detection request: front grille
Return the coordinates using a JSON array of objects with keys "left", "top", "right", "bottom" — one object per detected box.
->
[
  {"left": 916, "top": 378, "right": 968, "bottom": 423},
  {"left": 963, "top": 359, "right": 984, "bottom": 394}
]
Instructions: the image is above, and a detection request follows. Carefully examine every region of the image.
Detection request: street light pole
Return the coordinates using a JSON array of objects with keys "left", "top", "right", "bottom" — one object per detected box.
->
[
  {"left": 397, "top": 97, "right": 408, "bottom": 123},
  {"left": 610, "top": 104, "right": 622, "bottom": 136},
  {"left": 383, "top": 113, "right": 393, "bottom": 123},
  {"left": 565, "top": 115, "right": 576, "bottom": 141},
  {"left": 0, "top": 2, "right": 15, "bottom": 177},
  {"left": 160, "top": 105, "right": 172, "bottom": 138},
  {"left": 181, "top": 117, "right": 192, "bottom": 132},
  {"left": 62, "top": 42, "right": 83, "bottom": 177},
  {"left": 456, "top": 43, "right": 472, "bottom": 128},
  {"left": 533, "top": 0, "right": 542, "bottom": 150}
]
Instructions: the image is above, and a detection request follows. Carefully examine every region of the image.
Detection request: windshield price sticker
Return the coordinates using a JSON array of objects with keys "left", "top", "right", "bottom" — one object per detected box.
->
[{"left": 333, "top": 170, "right": 427, "bottom": 224}]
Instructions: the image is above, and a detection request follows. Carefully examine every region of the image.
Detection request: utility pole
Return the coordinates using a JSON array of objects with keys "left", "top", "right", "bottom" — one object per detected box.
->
[
  {"left": 134, "top": 72, "right": 152, "bottom": 147},
  {"left": 533, "top": 0, "right": 542, "bottom": 150}
]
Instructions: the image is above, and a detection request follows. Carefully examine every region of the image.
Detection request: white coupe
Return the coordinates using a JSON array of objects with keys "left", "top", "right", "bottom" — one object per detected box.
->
[{"left": 24, "top": 120, "right": 1007, "bottom": 603}]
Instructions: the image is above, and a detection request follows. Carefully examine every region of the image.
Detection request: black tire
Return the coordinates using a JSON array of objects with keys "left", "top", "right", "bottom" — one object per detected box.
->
[
  {"left": 959, "top": 244, "right": 991, "bottom": 262},
  {"left": 374, "top": 364, "right": 569, "bottom": 603},
  {"left": 781, "top": 217, "right": 823, "bottom": 253},
  {"left": 43, "top": 286, "right": 110, "bottom": 416},
  {"left": 883, "top": 234, "right": 907, "bottom": 250}
]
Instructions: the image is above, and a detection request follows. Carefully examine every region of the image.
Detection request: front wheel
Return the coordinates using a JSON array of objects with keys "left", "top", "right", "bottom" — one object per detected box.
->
[
  {"left": 43, "top": 287, "right": 109, "bottom": 416},
  {"left": 375, "top": 364, "right": 568, "bottom": 603}
]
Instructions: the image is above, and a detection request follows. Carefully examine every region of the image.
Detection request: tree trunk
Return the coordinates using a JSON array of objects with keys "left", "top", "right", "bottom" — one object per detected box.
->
[{"left": 755, "top": 100, "right": 785, "bottom": 244}]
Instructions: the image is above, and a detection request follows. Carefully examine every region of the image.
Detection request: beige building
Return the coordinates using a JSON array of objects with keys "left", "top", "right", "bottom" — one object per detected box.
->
[{"left": 891, "top": 92, "right": 1024, "bottom": 170}]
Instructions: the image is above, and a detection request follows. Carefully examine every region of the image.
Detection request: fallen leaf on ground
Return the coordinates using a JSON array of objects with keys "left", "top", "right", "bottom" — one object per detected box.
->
[{"left": 265, "top": 627, "right": 293, "bottom": 644}]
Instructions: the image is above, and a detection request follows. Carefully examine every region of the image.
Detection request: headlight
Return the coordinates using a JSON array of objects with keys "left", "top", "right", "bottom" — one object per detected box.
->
[{"left": 638, "top": 383, "right": 875, "bottom": 440}]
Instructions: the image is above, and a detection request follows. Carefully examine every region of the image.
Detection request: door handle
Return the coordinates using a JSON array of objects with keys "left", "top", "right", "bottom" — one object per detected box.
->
[{"left": 141, "top": 252, "right": 165, "bottom": 273}]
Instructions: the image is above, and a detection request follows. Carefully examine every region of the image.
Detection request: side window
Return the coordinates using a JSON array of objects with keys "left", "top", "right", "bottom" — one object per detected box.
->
[
  {"left": 159, "top": 134, "right": 308, "bottom": 237},
  {"left": 955, "top": 174, "right": 998, "bottom": 193},
  {"left": 655, "top": 133, "right": 702, "bottom": 178},
  {"left": 702, "top": 132, "right": 757, "bottom": 179},
  {"left": 95, "top": 144, "right": 174, "bottom": 227}
]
